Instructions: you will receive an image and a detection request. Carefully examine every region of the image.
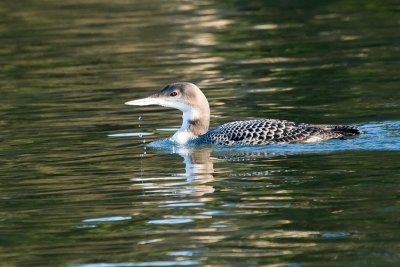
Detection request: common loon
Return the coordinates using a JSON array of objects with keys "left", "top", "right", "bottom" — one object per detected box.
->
[{"left": 125, "top": 82, "right": 362, "bottom": 145}]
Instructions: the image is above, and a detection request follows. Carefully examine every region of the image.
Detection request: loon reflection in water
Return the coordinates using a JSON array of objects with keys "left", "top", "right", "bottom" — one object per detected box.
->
[{"left": 125, "top": 82, "right": 362, "bottom": 145}]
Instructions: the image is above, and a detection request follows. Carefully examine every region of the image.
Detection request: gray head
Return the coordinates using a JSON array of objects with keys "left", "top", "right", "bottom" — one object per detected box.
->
[{"left": 125, "top": 82, "right": 210, "bottom": 136}]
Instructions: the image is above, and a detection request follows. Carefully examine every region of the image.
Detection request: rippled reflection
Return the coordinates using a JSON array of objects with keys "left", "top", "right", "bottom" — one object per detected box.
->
[{"left": 129, "top": 147, "right": 215, "bottom": 197}]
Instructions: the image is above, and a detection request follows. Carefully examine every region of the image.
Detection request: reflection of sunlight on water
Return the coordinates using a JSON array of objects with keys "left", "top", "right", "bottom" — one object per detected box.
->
[
  {"left": 189, "top": 56, "right": 224, "bottom": 64},
  {"left": 161, "top": 202, "right": 204, "bottom": 207},
  {"left": 108, "top": 132, "right": 152, "bottom": 137},
  {"left": 70, "top": 260, "right": 200, "bottom": 267},
  {"left": 253, "top": 23, "right": 279, "bottom": 30},
  {"left": 147, "top": 218, "right": 194, "bottom": 224},
  {"left": 239, "top": 57, "right": 298, "bottom": 64},
  {"left": 194, "top": 17, "right": 232, "bottom": 29},
  {"left": 82, "top": 216, "right": 132, "bottom": 223}
]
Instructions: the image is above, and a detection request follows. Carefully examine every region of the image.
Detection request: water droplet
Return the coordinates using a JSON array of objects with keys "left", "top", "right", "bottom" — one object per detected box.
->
[{"left": 138, "top": 116, "right": 142, "bottom": 120}]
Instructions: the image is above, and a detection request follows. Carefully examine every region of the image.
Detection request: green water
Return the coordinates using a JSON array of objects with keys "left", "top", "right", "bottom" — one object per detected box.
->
[{"left": 1, "top": 0, "right": 399, "bottom": 266}]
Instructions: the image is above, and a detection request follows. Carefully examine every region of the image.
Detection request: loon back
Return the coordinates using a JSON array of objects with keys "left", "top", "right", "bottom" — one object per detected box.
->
[
  {"left": 194, "top": 119, "right": 362, "bottom": 145},
  {"left": 125, "top": 82, "right": 362, "bottom": 145}
]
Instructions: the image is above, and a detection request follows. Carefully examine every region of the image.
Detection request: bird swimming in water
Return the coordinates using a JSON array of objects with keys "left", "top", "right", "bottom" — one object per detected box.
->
[{"left": 125, "top": 82, "right": 362, "bottom": 145}]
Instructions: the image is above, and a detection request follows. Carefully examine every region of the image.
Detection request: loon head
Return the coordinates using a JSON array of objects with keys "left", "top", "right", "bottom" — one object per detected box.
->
[{"left": 125, "top": 82, "right": 210, "bottom": 144}]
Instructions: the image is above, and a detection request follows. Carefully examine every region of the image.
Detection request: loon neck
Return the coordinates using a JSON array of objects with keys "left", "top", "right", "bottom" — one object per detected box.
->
[
  {"left": 124, "top": 82, "right": 211, "bottom": 145},
  {"left": 172, "top": 106, "right": 210, "bottom": 145}
]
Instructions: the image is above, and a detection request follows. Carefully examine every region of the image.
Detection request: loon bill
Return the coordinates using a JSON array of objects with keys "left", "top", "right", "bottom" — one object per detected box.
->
[{"left": 125, "top": 82, "right": 362, "bottom": 145}]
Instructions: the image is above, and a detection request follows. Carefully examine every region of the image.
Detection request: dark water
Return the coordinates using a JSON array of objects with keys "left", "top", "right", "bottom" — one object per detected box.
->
[{"left": 1, "top": 0, "right": 400, "bottom": 266}]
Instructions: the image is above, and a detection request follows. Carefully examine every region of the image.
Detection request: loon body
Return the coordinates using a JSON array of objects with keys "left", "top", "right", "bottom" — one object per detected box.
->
[{"left": 125, "top": 82, "right": 362, "bottom": 145}]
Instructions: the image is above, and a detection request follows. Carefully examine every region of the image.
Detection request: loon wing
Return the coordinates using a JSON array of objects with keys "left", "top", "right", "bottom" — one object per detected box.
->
[{"left": 198, "top": 119, "right": 361, "bottom": 145}]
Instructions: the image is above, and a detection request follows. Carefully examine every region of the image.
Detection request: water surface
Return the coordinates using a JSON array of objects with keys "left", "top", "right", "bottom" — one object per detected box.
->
[{"left": 1, "top": 0, "right": 400, "bottom": 266}]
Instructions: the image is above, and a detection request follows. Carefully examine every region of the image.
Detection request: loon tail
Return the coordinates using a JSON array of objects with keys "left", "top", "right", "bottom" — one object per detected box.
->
[
  {"left": 315, "top": 124, "right": 363, "bottom": 136},
  {"left": 333, "top": 125, "right": 363, "bottom": 136}
]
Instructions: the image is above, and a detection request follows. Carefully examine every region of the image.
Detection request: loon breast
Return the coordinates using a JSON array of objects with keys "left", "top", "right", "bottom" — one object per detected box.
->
[{"left": 193, "top": 119, "right": 361, "bottom": 145}]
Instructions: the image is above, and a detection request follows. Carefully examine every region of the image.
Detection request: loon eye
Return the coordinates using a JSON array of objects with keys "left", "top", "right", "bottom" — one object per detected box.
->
[{"left": 170, "top": 92, "right": 178, "bottom": 97}]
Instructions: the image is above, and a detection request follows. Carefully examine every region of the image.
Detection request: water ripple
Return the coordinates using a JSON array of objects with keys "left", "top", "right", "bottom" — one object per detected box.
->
[
  {"left": 82, "top": 216, "right": 132, "bottom": 223},
  {"left": 147, "top": 218, "right": 194, "bottom": 225},
  {"left": 70, "top": 260, "right": 200, "bottom": 267}
]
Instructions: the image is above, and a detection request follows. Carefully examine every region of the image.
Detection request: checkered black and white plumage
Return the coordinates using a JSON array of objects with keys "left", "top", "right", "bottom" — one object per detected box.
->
[{"left": 193, "top": 119, "right": 361, "bottom": 145}]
